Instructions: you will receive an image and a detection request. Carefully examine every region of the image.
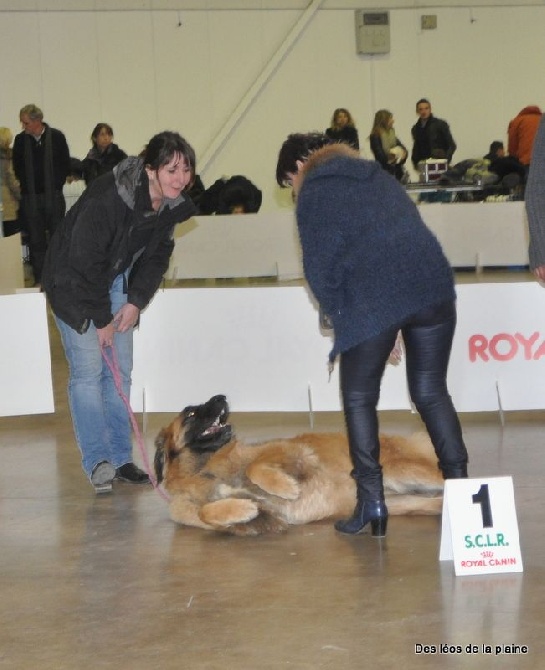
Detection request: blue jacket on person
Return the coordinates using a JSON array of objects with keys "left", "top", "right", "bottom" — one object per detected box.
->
[{"left": 295, "top": 146, "right": 456, "bottom": 361}]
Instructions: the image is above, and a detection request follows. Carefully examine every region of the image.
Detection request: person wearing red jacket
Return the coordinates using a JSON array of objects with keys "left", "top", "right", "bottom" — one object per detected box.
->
[{"left": 508, "top": 105, "right": 543, "bottom": 171}]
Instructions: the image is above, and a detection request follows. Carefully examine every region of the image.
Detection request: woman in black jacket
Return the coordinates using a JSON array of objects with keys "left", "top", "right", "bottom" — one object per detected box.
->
[
  {"left": 325, "top": 108, "right": 359, "bottom": 150},
  {"left": 81, "top": 123, "right": 128, "bottom": 185},
  {"left": 43, "top": 131, "right": 196, "bottom": 493}
]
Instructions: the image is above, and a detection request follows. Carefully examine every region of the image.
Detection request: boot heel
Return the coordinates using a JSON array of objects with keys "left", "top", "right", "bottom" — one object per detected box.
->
[
  {"left": 334, "top": 499, "right": 388, "bottom": 535},
  {"left": 371, "top": 516, "right": 388, "bottom": 538}
]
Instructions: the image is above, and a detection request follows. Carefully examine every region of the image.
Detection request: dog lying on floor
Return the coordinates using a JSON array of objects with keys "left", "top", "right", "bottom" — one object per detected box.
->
[{"left": 154, "top": 395, "right": 444, "bottom": 536}]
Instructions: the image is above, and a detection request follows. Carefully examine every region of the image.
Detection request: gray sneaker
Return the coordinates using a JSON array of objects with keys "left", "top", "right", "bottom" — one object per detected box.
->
[{"left": 90, "top": 461, "right": 116, "bottom": 494}]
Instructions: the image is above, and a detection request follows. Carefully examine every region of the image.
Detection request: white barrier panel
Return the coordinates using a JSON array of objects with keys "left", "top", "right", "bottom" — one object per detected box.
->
[
  {"left": 167, "top": 202, "right": 528, "bottom": 280},
  {"left": 132, "top": 286, "right": 347, "bottom": 413},
  {"left": 0, "top": 234, "right": 25, "bottom": 294},
  {"left": 131, "top": 283, "right": 545, "bottom": 413},
  {"left": 168, "top": 212, "right": 303, "bottom": 280},
  {"left": 0, "top": 202, "right": 530, "bottom": 296},
  {"left": 2, "top": 281, "right": 545, "bottom": 417},
  {"left": 420, "top": 201, "right": 528, "bottom": 268},
  {"left": 450, "top": 283, "right": 545, "bottom": 412},
  {"left": 0, "top": 293, "right": 54, "bottom": 416}
]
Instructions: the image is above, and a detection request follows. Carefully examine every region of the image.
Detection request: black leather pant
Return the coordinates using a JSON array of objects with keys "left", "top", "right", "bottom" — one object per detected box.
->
[{"left": 340, "top": 300, "right": 468, "bottom": 500}]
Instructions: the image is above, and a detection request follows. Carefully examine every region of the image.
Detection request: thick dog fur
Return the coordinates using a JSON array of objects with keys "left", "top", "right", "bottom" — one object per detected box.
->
[{"left": 154, "top": 395, "right": 444, "bottom": 536}]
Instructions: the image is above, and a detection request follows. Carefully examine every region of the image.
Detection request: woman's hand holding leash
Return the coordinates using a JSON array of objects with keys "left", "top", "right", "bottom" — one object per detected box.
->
[
  {"left": 97, "top": 304, "right": 140, "bottom": 348},
  {"left": 97, "top": 322, "right": 116, "bottom": 348}
]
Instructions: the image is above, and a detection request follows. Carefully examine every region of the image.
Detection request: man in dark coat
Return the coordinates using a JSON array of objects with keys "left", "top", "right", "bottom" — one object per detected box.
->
[
  {"left": 12, "top": 103, "right": 71, "bottom": 285},
  {"left": 411, "top": 98, "right": 457, "bottom": 169}
]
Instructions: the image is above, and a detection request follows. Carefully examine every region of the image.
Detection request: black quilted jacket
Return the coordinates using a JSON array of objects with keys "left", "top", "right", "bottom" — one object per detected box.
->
[{"left": 42, "top": 157, "right": 196, "bottom": 332}]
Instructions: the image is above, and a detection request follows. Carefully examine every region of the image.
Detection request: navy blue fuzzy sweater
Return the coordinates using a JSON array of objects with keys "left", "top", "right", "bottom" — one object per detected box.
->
[{"left": 295, "top": 151, "right": 456, "bottom": 360}]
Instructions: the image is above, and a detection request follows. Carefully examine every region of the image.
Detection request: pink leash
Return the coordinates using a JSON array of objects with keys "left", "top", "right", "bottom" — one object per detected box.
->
[{"left": 101, "top": 345, "right": 171, "bottom": 502}]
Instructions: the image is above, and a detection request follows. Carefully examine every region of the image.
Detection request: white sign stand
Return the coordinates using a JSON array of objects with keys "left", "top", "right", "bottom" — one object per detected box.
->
[{"left": 439, "top": 477, "right": 523, "bottom": 576}]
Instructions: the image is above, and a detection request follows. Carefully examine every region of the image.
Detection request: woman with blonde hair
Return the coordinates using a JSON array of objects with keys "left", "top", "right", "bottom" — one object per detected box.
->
[
  {"left": 0, "top": 127, "right": 21, "bottom": 237},
  {"left": 325, "top": 108, "right": 359, "bottom": 150},
  {"left": 369, "top": 109, "right": 408, "bottom": 182}
]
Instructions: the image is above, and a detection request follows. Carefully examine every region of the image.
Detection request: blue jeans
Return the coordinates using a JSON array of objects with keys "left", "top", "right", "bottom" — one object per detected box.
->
[
  {"left": 55, "top": 273, "right": 134, "bottom": 479},
  {"left": 340, "top": 300, "right": 468, "bottom": 500}
]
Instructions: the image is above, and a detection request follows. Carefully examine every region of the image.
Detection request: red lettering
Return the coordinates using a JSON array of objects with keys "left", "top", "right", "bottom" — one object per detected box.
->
[
  {"left": 514, "top": 332, "right": 539, "bottom": 360},
  {"left": 468, "top": 334, "right": 489, "bottom": 362},
  {"left": 533, "top": 339, "right": 545, "bottom": 360},
  {"left": 489, "top": 334, "right": 517, "bottom": 361},
  {"left": 468, "top": 332, "right": 545, "bottom": 362}
]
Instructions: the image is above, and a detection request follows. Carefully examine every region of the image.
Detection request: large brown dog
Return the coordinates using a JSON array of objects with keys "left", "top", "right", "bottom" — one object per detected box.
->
[{"left": 154, "top": 395, "right": 444, "bottom": 536}]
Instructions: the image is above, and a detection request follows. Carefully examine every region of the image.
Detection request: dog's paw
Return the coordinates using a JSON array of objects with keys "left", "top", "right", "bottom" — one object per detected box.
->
[
  {"left": 247, "top": 463, "right": 301, "bottom": 500},
  {"left": 169, "top": 496, "right": 215, "bottom": 529},
  {"left": 230, "top": 512, "right": 289, "bottom": 536},
  {"left": 199, "top": 498, "right": 259, "bottom": 528}
]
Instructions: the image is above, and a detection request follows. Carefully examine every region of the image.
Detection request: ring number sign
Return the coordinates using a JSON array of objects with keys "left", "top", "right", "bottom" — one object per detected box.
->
[{"left": 439, "top": 477, "right": 523, "bottom": 576}]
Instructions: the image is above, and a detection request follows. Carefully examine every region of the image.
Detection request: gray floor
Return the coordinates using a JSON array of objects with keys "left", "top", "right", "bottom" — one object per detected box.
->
[{"left": 1, "top": 277, "right": 544, "bottom": 669}]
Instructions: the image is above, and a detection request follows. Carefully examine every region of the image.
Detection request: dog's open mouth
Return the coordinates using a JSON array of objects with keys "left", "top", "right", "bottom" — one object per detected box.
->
[
  {"left": 183, "top": 395, "right": 233, "bottom": 452},
  {"left": 200, "top": 410, "right": 229, "bottom": 438}
]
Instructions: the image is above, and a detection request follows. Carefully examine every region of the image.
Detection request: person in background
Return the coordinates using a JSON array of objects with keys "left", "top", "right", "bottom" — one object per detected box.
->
[
  {"left": 508, "top": 105, "right": 542, "bottom": 178},
  {"left": 411, "top": 98, "right": 456, "bottom": 169},
  {"left": 484, "top": 140, "right": 525, "bottom": 191},
  {"left": 81, "top": 123, "right": 128, "bottom": 186},
  {"left": 0, "top": 127, "right": 21, "bottom": 237},
  {"left": 369, "top": 109, "right": 408, "bottom": 182},
  {"left": 525, "top": 114, "right": 545, "bottom": 281},
  {"left": 185, "top": 174, "right": 206, "bottom": 210},
  {"left": 198, "top": 175, "right": 262, "bottom": 215},
  {"left": 276, "top": 133, "right": 468, "bottom": 538},
  {"left": 42, "top": 131, "right": 197, "bottom": 493},
  {"left": 12, "top": 104, "right": 71, "bottom": 286},
  {"left": 325, "top": 108, "right": 359, "bottom": 150},
  {"left": 483, "top": 140, "right": 505, "bottom": 162}
]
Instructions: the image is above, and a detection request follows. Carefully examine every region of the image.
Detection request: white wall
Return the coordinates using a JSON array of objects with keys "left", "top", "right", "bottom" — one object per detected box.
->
[{"left": 0, "top": 2, "right": 544, "bottom": 212}]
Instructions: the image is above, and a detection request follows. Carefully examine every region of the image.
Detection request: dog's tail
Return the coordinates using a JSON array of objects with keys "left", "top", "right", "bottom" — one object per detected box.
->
[{"left": 385, "top": 493, "right": 443, "bottom": 516}]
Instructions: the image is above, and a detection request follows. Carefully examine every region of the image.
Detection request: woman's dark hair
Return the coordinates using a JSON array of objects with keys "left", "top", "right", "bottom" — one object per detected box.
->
[
  {"left": 489, "top": 141, "right": 504, "bottom": 155},
  {"left": 90, "top": 123, "right": 114, "bottom": 145},
  {"left": 141, "top": 131, "right": 196, "bottom": 179},
  {"left": 276, "top": 132, "right": 330, "bottom": 186}
]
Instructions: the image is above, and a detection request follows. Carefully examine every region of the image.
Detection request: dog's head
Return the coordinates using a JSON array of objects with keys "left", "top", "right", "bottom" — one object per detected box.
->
[{"left": 154, "top": 394, "right": 233, "bottom": 484}]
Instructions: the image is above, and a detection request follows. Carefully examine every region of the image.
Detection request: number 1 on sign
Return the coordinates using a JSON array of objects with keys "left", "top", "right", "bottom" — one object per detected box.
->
[{"left": 472, "top": 483, "right": 493, "bottom": 528}]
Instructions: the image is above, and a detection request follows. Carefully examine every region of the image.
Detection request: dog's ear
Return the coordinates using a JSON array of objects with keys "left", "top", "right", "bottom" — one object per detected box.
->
[
  {"left": 154, "top": 429, "right": 167, "bottom": 483},
  {"left": 154, "top": 422, "right": 185, "bottom": 482},
  {"left": 154, "top": 427, "right": 167, "bottom": 451}
]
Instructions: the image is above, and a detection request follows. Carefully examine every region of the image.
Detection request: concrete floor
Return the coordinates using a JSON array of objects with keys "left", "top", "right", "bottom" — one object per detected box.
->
[{"left": 1, "top": 284, "right": 544, "bottom": 669}]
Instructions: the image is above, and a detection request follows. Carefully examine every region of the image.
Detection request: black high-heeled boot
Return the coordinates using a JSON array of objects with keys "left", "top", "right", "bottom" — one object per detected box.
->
[{"left": 334, "top": 499, "right": 388, "bottom": 537}]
